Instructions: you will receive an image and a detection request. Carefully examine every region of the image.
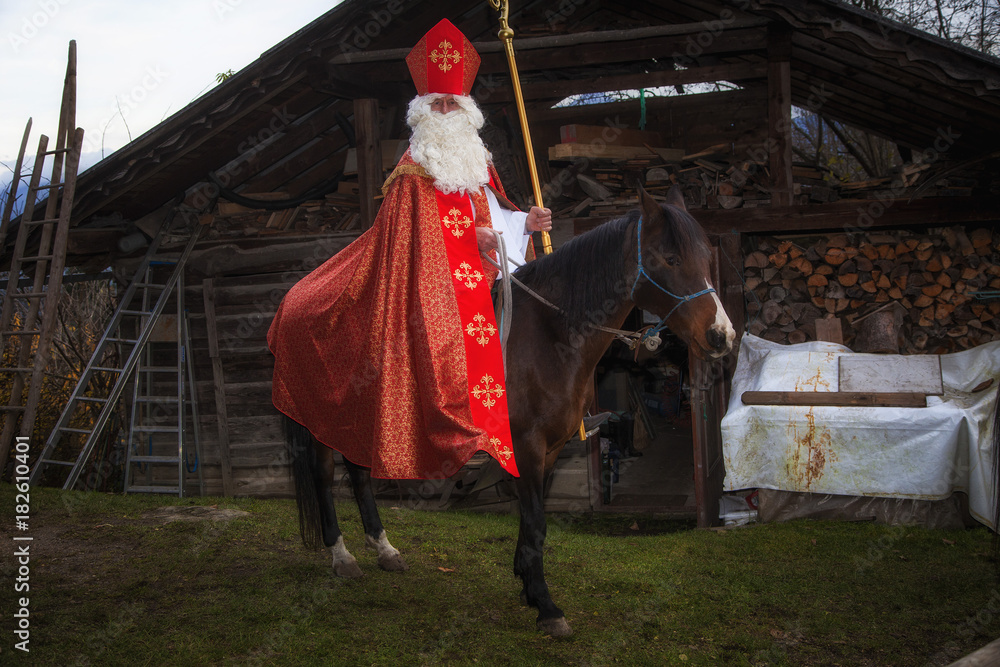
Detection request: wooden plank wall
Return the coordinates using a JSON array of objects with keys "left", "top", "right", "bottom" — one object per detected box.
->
[{"left": 184, "top": 267, "right": 311, "bottom": 497}]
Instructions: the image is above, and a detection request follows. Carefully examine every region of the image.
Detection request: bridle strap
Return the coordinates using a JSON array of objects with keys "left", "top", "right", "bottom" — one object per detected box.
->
[
  {"left": 630, "top": 215, "right": 716, "bottom": 344},
  {"left": 483, "top": 214, "right": 717, "bottom": 352}
]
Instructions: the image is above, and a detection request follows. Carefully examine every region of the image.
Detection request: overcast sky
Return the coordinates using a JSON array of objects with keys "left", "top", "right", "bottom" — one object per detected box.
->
[{"left": 1, "top": 0, "right": 341, "bottom": 185}]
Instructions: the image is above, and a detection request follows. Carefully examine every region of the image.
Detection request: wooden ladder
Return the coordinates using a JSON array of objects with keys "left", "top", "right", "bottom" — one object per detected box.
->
[{"left": 0, "top": 41, "right": 85, "bottom": 472}]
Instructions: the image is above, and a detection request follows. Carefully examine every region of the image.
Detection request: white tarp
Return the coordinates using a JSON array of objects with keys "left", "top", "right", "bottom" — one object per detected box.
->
[{"left": 721, "top": 334, "right": 1000, "bottom": 529}]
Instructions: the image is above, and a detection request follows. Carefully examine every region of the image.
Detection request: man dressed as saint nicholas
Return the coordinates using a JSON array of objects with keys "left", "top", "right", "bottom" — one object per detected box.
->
[{"left": 267, "top": 19, "right": 552, "bottom": 480}]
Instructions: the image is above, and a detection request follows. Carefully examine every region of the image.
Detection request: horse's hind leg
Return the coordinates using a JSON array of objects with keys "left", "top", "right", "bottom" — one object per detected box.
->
[
  {"left": 313, "top": 443, "right": 365, "bottom": 578},
  {"left": 342, "top": 458, "right": 408, "bottom": 572},
  {"left": 287, "top": 416, "right": 364, "bottom": 578}
]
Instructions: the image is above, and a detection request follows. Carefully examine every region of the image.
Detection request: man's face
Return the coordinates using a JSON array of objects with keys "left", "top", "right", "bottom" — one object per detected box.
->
[{"left": 430, "top": 95, "right": 461, "bottom": 114}]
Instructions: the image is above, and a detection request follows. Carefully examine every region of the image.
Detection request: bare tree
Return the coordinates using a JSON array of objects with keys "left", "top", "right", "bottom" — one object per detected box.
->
[
  {"left": 850, "top": 0, "right": 1000, "bottom": 56},
  {"left": 1, "top": 275, "right": 121, "bottom": 484},
  {"left": 794, "top": 0, "right": 997, "bottom": 186}
]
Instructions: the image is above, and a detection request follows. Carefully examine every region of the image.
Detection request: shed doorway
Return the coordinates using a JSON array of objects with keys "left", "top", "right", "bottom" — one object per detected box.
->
[{"left": 591, "top": 310, "right": 697, "bottom": 516}]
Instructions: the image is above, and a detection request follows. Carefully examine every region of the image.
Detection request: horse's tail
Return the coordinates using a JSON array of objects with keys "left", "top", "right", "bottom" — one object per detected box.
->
[{"left": 285, "top": 415, "right": 323, "bottom": 549}]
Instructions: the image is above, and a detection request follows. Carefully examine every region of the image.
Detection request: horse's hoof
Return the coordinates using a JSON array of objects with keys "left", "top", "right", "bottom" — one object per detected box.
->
[
  {"left": 519, "top": 589, "right": 529, "bottom": 606},
  {"left": 333, "top": 560, "right": 364, "bottom": 578},
  {"left": 537, "top": 616, "right": 573, "bottom": 637},
  {"left": 378, "top": 553, "right": 409, "bottom": 572},
  {"left": 366, "top": 532, "right": 408, "bottom": 572}
]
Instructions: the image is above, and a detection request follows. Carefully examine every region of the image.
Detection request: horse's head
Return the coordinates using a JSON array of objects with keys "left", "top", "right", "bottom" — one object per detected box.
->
[{"left": 629, "top": 187, "right": 735, "bottom": 360}]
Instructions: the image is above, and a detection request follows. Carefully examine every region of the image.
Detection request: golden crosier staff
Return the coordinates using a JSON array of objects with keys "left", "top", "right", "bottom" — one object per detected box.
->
[
  {"left": 488, "top": 0, "right": 587, "bottom": 441},
  {"left": 488, "top": 0, "right": 552, "bottom": 256}
]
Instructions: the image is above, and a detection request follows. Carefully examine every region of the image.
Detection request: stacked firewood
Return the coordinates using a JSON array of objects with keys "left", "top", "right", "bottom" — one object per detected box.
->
[
  {"left": 549, "top": 142, "right": 774, "bottom": 220},
  {"left": 546, "top": 127, "right": 1000, "bottom": 225},
  {"left": 743, "top": 227, "right": 1000, "bottom": 353}
]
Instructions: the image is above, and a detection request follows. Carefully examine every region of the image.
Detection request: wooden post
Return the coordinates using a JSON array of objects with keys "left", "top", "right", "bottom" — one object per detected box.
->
[
  {"left": 353, "top": 98, "right": 382, "bottom": 230},
  {"left": 690, "top": 354, "right": 726, "bottom": 528},
  {"left": 202, "top": 279, "right": 235, "bottom": 496},
  {"left": 0, "top": 117, "right": 31, "bottom": 250},
  {"left": 715, "top": 234, "right": 744, "bottom": 407},
  {"left": 690, "top": 249, "right": 727, "bottom": 528},
  {"left": 767, "top": 24, "right": 794, "bottom": 207}
]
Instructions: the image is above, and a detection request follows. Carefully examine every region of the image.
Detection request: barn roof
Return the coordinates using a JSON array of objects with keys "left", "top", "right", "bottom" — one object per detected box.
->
[{"left": 11, "top": 0, "right": 1000, "bottom": 258}]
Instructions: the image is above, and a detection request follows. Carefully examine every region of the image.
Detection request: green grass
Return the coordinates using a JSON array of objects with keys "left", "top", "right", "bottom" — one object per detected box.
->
[{"left": 2, "top": 483, "right": 998, "bottom": 666}]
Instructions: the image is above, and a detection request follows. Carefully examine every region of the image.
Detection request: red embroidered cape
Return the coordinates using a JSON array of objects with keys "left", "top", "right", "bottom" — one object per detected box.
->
[{"left": 267, "top": 151, "right": 519, "bottom": 479}]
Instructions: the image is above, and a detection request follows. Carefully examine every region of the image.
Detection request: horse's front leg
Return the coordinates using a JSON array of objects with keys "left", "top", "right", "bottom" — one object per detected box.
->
[
  {"left": 513, "top": 438, "right": 573, "bottom": 637},
  {"left": 342, "top": 458, "right": 408, "bottom": 572}
]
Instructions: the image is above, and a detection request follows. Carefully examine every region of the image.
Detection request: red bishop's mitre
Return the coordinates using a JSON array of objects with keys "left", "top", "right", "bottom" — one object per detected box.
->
[{"left": 406, "top": 18, "right": 480, "bottom": 97}]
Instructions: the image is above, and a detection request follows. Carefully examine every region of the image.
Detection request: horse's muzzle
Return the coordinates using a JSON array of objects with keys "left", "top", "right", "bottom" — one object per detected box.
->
[
  {"left": 704, "top": 305, "right": 736, "bottom": 358},
  {"left": 706, "top": 327, "right": 728, "bottom": 352}
]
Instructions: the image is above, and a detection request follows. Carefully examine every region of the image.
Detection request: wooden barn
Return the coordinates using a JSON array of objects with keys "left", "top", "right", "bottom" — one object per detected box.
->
[{"left": 3, "top": 0, "right": 999, "bottom": 526}]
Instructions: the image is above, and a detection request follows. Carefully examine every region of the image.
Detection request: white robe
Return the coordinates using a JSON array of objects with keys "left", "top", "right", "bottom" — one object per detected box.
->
[{"left": 468, "top": 189, "right": 530, "bottom": 279}]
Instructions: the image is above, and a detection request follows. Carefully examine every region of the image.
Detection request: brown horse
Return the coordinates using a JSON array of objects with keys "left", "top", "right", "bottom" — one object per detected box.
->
[{"left": 285, "top": 186, "right": 734, "bottom": 637}]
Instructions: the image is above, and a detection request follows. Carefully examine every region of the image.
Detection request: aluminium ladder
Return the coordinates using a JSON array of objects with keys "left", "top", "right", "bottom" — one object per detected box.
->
[
  {"left": 27, "top": 222, "right": 203, "bottom": 494},
  {"left": 123, "top": 258, "right": 204, "bottom": 496}
]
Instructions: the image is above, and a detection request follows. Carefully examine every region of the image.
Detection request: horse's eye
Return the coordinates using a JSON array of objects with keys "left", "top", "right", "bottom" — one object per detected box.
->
[{"left": 666, "top": 254, "right": 681, "bottom": 267}]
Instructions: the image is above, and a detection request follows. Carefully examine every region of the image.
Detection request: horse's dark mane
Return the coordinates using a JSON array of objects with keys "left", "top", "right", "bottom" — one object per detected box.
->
[
  {"left": 512, "top": 203, "right": 710, "bottom": 325},
  {"left": 512, "top": 212, "right": 633, "bottom": 325},
  {"left": 659, "top": 203, "right": 712, "bottom": 265}
]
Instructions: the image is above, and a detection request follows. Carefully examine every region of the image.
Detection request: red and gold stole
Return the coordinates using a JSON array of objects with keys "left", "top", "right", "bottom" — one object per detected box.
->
[{"left": 433, "top": 188, "right": 518, "bottom": 476}]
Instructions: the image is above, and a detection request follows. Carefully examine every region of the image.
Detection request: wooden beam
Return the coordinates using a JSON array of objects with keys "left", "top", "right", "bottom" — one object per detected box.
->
[
  {"left": 329, "top": 20, "right": 770, "bottom": 65},
  {"left": 693, "top": 196, "right": 1000, "bottom": 234},
  {"left": 339, "top": 30, "right": 769, "bottom": 90},
  {"left": 529, "top": 85, "right": 761, "bottom": 123},
  {"left": 741, "top": 391, "right": 927, "bottom": 408},
  {"left": 202, "top": 278, "right": 235, "bottom": 496},
  {"left": 353, "top": 98, "right": 382, "bottom": 230},
  {"left": 486, "top": 62, "right": 767, "bottom": 104},
  {"left": 767, "top": 24, "right": 794, "bottom": 207}
]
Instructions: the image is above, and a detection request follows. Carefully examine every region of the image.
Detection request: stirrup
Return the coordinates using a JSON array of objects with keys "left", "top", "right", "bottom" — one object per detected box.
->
[{"left": 582, "top": 411, "right": 614, "bottom": 438}]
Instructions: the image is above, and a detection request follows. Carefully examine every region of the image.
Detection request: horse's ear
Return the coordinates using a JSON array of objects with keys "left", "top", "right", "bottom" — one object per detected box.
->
[
  {"left": 638, "top": 185, "right": 661, "bottom": 223},
  {"left": 666, "top": 186, "right": 687, "bottom": 212}
]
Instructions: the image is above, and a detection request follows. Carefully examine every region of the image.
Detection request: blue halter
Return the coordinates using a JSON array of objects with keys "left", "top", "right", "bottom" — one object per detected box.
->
[{"left": 631, "top": 215, "right": 716, "bottom": 345}]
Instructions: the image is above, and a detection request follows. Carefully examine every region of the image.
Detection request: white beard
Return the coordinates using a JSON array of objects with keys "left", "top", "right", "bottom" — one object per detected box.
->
[{"left": 407, "top": 94, "right": 491, "bottom": 195}]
